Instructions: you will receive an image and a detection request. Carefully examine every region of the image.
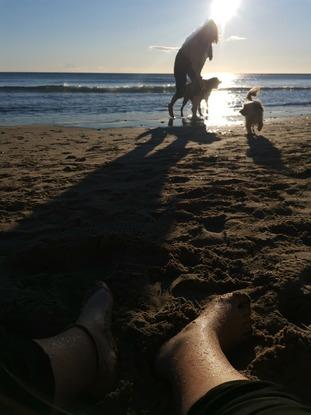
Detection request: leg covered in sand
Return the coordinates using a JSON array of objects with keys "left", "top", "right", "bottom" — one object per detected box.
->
[
  {"left": 36, "top": 284, "right": 117, "bottom": 408},
  {"left": 156, "top": 292, "right": 310, "bottom": 415}
]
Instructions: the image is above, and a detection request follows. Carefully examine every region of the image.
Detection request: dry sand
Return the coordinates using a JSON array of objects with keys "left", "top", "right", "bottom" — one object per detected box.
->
[{"left": 0, "top": 117, "right": 310, "bottom": 414}]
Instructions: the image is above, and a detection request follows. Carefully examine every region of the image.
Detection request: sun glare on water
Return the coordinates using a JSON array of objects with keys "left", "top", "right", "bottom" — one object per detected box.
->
[{"left": 210, "top": 0, "right": 242, "bottom": 29}]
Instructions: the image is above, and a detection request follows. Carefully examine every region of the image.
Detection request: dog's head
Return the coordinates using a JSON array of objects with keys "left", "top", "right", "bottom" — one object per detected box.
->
[{"left": 202, "top": 77, "right": 222, "bottom": 91}]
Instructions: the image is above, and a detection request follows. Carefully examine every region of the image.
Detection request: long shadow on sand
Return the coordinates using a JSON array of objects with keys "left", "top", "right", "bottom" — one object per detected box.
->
[
  {"left": 247, "top": 134, "right": 286, "bottom": 172},
  {"left": 2, "top": 126, "right": 309, "bottom": 413},
  {"left": 0, "top": 125, "right": 218, "bottom": 335}
]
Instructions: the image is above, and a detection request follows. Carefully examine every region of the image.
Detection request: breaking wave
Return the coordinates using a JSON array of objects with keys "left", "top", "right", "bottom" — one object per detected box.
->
[{"left": 1, "top": 85, "right": 311, "bottom": 94}]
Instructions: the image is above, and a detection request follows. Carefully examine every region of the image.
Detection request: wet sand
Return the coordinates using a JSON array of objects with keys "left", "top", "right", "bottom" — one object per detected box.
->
[{"left": 0, "top": 117, "right": 310, "bottom": 413}]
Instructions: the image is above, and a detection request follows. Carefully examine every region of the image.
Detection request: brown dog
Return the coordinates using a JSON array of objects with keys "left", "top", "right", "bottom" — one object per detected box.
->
[
  {"left": 240, "top": 87, "right": 264, "bottom": 135},
  {"left": 181, "top": 77, "right": 221, "bottom": 118}
]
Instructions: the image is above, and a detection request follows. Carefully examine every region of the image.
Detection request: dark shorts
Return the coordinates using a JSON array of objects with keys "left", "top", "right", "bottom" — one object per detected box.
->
[
  {"left": 188, "top": 380, "right": 311, "bottom": 415},
  {"left": 174, "top": 50, "right": 200, "bottom": 96}
]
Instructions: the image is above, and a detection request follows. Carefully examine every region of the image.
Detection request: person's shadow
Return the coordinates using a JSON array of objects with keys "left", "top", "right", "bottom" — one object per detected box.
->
[
  {"left": 246, "top": 134, "right": 286, "bottom": 172},
  {"left": 0, "top": 124, "right": 219, "bottom": 336}
]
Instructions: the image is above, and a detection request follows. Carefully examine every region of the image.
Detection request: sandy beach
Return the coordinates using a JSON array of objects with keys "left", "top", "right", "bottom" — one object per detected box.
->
[{"left": 0, "top": 117, "right": 310, "bottom": 413}]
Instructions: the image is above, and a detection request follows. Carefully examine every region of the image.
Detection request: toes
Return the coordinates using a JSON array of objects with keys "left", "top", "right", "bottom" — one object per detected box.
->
[
  {"left": 218, "top": 292, "right": 251, "bottom": 316},
  {"left": 230, "top": 292, "right": 250, "bottom": 309},
  {"left": 215, "top": 290, "right": 251, "bottom": 306},
  {"left": 98, "top": 282, "right": 113, "bottom": 299}
]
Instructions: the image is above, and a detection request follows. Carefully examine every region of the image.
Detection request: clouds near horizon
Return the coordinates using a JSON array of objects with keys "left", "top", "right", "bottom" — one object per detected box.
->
[
  {"left": 225, "top": 35, "right": 247, "bottom": 42},
  {"left": 149, "top": 45, "right": 179, "bottom": 53},
  {"left": 149, "top": 35, "right": 248, "bottom": 54}
]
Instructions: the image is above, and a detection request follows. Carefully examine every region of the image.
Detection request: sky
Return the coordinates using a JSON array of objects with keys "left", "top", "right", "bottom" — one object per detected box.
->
[{"left": 0, "top": 0, "right": 310, "bottom": 74}]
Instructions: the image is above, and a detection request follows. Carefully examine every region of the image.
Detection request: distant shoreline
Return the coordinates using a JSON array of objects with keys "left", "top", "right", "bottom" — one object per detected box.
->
[
  {"left": 1, "top": 71, "right": 311, "bottom": 75},
  {"left": 1, "top": 115, "right": 310, "bottom": 131}
]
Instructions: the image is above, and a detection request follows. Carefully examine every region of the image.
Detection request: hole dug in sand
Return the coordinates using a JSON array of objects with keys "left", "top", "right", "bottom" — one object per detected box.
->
[{"left": 278, "top": 282, "right": 311, "bottom": 328}]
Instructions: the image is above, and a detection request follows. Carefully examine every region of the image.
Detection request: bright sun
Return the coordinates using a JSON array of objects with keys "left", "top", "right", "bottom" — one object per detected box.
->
[{"left": 210, "top": 0, "right": 242, "bottom": 29}]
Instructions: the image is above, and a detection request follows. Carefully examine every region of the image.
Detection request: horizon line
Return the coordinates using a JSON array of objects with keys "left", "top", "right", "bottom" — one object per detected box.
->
[{"left": 0, "top": 71, "right": 310, "bottom": 75}]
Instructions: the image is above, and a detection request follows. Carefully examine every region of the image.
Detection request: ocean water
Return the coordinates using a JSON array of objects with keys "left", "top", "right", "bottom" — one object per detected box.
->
[{"left": 0, "top": 72, "right": 310, "bottom": 128}]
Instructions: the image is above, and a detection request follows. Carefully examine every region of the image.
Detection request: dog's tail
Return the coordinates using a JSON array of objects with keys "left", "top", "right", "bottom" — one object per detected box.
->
[{"left": 246, "top": 87, "right": 261, "bottom": 101}]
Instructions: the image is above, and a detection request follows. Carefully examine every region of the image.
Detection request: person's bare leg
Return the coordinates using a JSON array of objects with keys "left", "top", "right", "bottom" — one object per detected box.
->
[
  {"left": 35, "top": 285, "right": 117, "bottom": 408},
  {"left": 181, "top": 96, "right": 190, "bottom": 118},
  {"left": 156, "top": 292, "right": 252, "bottom": 415},
  {"left": 168, "top": 94, "right": 180, "bottom": 118},
  {"left": 258, "top": 117, "right": 263, "bottom": 132}
]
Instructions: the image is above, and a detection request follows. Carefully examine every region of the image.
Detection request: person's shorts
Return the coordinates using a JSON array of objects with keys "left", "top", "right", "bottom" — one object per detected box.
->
[{"left": 188, "top": 380, "right": 311, "bottom": 415}]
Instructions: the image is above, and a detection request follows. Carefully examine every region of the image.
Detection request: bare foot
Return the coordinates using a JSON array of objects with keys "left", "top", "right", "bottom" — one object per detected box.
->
[{"left": 157, "top": 292, "right": 251, "bottom": 378}]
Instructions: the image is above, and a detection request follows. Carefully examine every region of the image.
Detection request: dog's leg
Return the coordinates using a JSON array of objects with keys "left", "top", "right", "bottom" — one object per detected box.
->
[
  {"left": 205, "top": 94, "right": 211, "bottom": 115},
  {"left": 192, "top": 96, "right": 200, "bottom": 119},
  {"left": 199, "top": 100, "right": 203, "bottom": 117},
  {"left": 205, "top": 99, "right": 209, "bottom": 115},
  {"left": 246, "top": 120, "right": 252, "bottom": 135},
  {"left": 258, "top": 117, "right": 263, "bottom": 132}
]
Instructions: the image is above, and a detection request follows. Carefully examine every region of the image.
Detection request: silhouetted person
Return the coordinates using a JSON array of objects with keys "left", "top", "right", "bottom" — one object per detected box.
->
[{"left": 168, "top": 19, "right": 219, "bottom": 118}]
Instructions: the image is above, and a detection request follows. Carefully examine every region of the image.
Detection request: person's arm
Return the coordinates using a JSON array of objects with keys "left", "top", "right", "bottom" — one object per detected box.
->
[
  {"left": 208, "top": 44, "right": 213, "bottom": 61},
  {"left": 190, "top": 50, "right": 208, "bottom": 81},
  {"left": 192, "top": 60, "right": 204, "bottom": 80},
  {"left": 182, "top": 34, "right": 211, "bottom": 79},
  {"left": 192, "top": 44, "right": 212, "bottom": 78}
]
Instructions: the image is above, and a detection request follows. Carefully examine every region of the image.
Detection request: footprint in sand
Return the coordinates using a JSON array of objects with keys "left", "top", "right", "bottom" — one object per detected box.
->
[
  {"left": 170, "top": 274, "right": 246, "bottom": 300},
  {"left": 169, "top": 176, "right": 190, "bottom": 184},
  {"left": 201, "top": 214, "right": 226, "bottom": 233},
  {"left": 290, "top": 168, "right": 311, "bottom": 179}
]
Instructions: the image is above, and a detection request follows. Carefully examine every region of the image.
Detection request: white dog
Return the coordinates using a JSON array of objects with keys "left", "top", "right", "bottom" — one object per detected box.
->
[{"left": 240, "top": 87, "right": 264, "bottom": 135}]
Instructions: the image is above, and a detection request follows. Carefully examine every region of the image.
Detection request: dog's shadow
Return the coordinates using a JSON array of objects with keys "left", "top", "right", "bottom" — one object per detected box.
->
[{"left": 247, "top": 134, "right": 286, "bottom": 172}]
